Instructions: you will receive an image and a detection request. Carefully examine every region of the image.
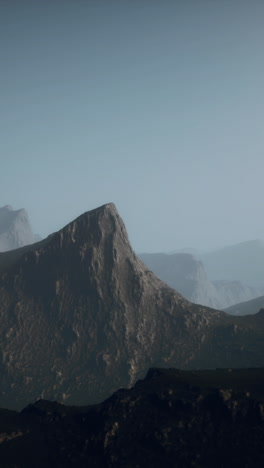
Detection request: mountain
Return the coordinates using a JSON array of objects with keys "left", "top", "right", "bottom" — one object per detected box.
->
[
  {"left": 224, "top": 295, "right": 264, "bottom": 316},
  {"left": 139, "top": 252, "right": 219, "bottom": 307},
  {"left": 202, "top": 240, "right": 264, "bottom": 288},
  {"left": 0, "top": 205, "right": 35, "bottom": 252},
  {"left": 139, "top": 252, "right": 262, "bottom": 310},
  {"left": 1, "top": 203, "right": 264, "bottom": 410},
  {"left": 0, "top": 367, "right": 264, "bottom": 467}
]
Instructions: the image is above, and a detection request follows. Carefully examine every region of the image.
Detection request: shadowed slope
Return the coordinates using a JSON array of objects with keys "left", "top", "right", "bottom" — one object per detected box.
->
[{"left": 0, "top": 368, "right": 264, "bottom": 467}]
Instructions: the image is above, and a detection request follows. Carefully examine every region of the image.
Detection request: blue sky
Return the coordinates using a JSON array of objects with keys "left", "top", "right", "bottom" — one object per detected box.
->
[{"left": 1, "top": 0, "right": 264, "bottom": 252}]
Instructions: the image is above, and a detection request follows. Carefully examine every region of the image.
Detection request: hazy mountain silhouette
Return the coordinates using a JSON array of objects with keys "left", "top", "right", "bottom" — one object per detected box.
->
[
  {"left": 202, "top": 240, "right": 264, "bottom": 288},
  {"left": 139, "top": 252, "right": 262, "bottom": 309},
  {"left": 0, "top": 203, "right": 264, "bottom": 410},
  {"left": 0, "top": 205, "right": 35, "bottom": 252},
  {"left": 224, "top": 295, "right": 264, "bottom": 316}
]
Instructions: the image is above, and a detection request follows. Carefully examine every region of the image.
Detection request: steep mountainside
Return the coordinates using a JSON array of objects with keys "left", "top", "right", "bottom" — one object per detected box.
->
[
  {"left": 202, "top": 240, "right": 264, "bottom": 288},
  {"left": 224, "top": 295, "right": 264, "bottom": 316},
  {"left": 0, "top": 205, "right": 35, "bottom": 252},
  {"left": 0, "top": 368, "right": 264, "bottom": 467},
  {"left": 0, "top": 203, "right": 264, "bottom": 410},
  {"left": 139, "top": 252, "right": 262, "bottom": 309}
]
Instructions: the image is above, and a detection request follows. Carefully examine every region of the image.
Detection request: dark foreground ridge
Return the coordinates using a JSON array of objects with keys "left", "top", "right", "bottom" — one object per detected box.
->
[
  {"left": 0, "top": 203, "right": 264, "bottom": 410},
  {"left": 0, "top": 368, "right": 264, "bottom": 467}
]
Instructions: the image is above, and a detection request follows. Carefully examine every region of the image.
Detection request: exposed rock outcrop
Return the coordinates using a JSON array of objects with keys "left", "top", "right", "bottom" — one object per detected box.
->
[{"left": 0, "top": 203, "right": 264, "bottom": 410}]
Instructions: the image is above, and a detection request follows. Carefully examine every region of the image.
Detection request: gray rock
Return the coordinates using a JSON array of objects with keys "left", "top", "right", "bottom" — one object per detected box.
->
[{"left": 0, "top": 203, "right": 264, "bottom": 410}]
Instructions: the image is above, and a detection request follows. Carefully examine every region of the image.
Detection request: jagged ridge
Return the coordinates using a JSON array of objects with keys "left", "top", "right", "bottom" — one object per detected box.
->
[
  {"left": 0, "top": 203, "right": 263, "bottom": 410},
  {"left": 0, "top": 368, "right": 264, "bottom": 467}
]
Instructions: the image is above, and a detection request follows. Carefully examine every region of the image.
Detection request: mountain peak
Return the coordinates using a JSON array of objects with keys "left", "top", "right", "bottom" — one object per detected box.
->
[
  {"left": 1, "top": 202, "right": 263, "bottom": 412},
  {"left": 1, "top": 204, "right": 13, "bottom": 211},
  {"left": 85, "top": 202, "right": 118, "bottom": 215},
  {"left": 64, "top": 202, "right": 120, "bottom": 227},
  {"left": 0, "top": 205, "right": 35, "bottom": 251},
  {"left": 54, "top": 202, "right": 129, "bottom": 251}
]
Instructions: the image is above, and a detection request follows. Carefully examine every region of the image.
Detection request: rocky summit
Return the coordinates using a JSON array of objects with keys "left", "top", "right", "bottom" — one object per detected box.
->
[{"left": 0, "top": 203, "right": 264, "bottom": 410}]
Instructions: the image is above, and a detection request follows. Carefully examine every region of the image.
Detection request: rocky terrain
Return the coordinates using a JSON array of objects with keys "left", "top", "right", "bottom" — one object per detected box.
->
[
  {"left": 0, "top": 368, "right": 264, "bottom": 467},
  {"left": 0, "top": 203, "right": 264, "bottom": 410},
  {"left": 139, "top": 252, "right": 262, "bottom": 310},
  {"left": 0, "top": 205, "right": 36, "bottom": 252}
]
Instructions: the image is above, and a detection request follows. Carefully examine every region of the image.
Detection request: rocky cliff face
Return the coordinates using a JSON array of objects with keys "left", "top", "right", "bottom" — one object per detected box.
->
[
  {"left": 0, "top": 205, "right": 35, "bottom": 252},
  {"left": 139, "top": 252, "right": 263, "bottom": 310},
  {"left": 0, "top": 203, "right": 264, "bottom": 410}
]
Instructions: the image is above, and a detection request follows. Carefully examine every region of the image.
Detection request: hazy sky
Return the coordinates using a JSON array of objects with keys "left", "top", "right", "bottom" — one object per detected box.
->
[{"left": 1, "top": 0, "right": 264, "bottom": 252}]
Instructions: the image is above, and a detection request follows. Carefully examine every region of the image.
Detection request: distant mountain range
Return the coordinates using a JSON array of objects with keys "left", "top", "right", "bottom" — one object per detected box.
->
[
  {"left": 1, "top": 203, "right": 264, "bottom": 410},
  {"left": 0, "top": 205, "right": 39, "bottom": 252},
  {"left": 139, "top": 252, "right": 263, "bottom": 310},
  {"left": 201, "top": 240, "right": 264, "bottom": 288},
  {"left": 224, "top": 295, "right": 264, "bottom": 316}
]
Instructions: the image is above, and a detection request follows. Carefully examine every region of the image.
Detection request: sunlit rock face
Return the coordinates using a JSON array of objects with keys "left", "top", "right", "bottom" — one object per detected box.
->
[
  {"left": 0, "top": 205, "right": 35, "bottom": 251},
  {"left": 0, "top": 203, "right": 264, "bottom": 410}
]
